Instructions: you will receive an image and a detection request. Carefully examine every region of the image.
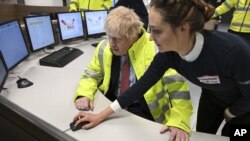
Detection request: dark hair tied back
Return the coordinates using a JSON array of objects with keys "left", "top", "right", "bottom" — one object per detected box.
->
[
  {"left": 197, "top": 0, "right": 215, "bottom": 22},
  {"left": 150, "top": 0, "right": 215, "bottom": 32}
]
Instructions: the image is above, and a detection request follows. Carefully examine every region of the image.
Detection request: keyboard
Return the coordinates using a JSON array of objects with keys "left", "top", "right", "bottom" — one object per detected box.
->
[{"left": 39, "top": 47, "right": 83, "bottom": 67}]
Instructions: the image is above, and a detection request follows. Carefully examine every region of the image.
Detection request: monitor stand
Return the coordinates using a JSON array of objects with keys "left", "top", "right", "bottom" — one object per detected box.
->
[
  {"left": 90, "top": 34, "right": 103, "bottom": 39},
  {"left": 46, "top": 45, "right": 55, "bottom": 50}
]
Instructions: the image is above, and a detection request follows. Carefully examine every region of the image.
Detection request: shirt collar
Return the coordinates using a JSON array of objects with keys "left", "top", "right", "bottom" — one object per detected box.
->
[{"left": 180, "top": 32, "right": 204, "bottom": 62}]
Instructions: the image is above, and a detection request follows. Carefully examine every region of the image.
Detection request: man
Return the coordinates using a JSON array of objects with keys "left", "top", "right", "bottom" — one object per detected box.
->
[
  {"left": 73, "top": 6, "right": 193, "bottom": 135},
  {"left": 69, "top": 0, "right": 112, "bottom": 16}
]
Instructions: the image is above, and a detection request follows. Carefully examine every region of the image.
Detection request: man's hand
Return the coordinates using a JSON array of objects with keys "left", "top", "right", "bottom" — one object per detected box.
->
[
  {"left": 75, "top": 97, "right": 94, "bottom": 111},
  {"left": 160, "top": 126, "right": 189, "bottom": 141}
]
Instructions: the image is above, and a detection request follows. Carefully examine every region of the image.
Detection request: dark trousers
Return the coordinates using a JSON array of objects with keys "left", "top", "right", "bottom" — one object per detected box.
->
[{"left": 196, "top": 88, "right": 250, "bottom": 136}]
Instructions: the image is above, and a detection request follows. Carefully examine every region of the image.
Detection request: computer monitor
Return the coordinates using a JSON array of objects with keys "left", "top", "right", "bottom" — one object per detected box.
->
[
  {"left": 84, "top": 10, "right": 108, "bottom": 38},
  {"left": 57, "top": 11, "right": 85, "bottom": 42},
  {"left": 0, "top": 96, "right": 77, "bottom": 141},
  {"left": 24, "top": 15, "right": 56, "bottom": 52},
  {"left": 0, "top": 20, "right": 29, "bottom": 70},
  {"left": 0, "top": 52, "right": 8, "bottom": 93},
  {"left": 114, "top": 0, "right": 119, "bottom": 5}
]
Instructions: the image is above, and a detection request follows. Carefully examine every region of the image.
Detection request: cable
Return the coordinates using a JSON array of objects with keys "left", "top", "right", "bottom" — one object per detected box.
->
[{"left": 63, "top": 128, "right": 71, "bottom": 132}]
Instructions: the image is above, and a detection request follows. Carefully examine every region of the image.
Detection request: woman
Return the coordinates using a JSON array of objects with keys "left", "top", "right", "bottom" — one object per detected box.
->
[{"left": 73, "top": 0, "right": 250, "bottom": 140}]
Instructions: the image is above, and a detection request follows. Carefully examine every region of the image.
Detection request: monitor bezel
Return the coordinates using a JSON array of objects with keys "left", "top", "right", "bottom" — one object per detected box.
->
[
  {"left": 84, "top": 10, "right": 108, "bottom": 39},
  {"left": 0, "top": 51, "right": 8, "bottom": 93},
  {"left": 0, "top": 19, "right": 30, "bottom": 71},
  {"left": 56, "top": 11, "right": 86, "bottom": 43},
  {"left": 23, "top": 15, "right": 56, "bottom": 52}
]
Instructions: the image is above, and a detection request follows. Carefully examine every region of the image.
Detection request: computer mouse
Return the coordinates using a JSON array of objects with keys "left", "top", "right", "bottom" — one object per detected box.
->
[{"left": 70, "top": 120, "right": 90, "bottom": 131}]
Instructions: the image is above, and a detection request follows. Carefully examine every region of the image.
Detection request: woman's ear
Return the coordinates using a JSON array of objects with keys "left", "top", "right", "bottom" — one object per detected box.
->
[{"left": 180, "top": 23, "right": 190, "bottom": 33}]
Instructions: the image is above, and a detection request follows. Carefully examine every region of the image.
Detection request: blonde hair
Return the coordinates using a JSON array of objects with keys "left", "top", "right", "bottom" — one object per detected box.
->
[{"left": 104, "top": 6, "right": 143, "bottom": 40}]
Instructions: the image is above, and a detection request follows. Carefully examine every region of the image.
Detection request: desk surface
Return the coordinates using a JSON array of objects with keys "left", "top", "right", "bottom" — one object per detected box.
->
[
  {"left": 65, "top": 92, "right": 228, "bottom": 141},
  {"left": 1, "top": 38, "right": 100, "bottom": 131},
  {"left": 1, "top": 38, "right": 229, "bottom": 141}
]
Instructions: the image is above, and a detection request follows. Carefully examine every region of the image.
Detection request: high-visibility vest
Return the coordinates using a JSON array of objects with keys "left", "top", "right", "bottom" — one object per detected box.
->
[
  {"left": 213, "top": 0, "right": 250, "bottom": 32},
  {"left": 69, "top": 0, "right": 112, "bottom": 16}
]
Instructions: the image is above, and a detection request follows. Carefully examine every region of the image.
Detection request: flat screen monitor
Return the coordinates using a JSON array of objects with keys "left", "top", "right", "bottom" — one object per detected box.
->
[
  {"left": 0, "top": 20, "right": 29, "bottom": 70},
  {"left": 0, "top": 52, "right": 8, "bottom": 93},
  {"left": 0, "top": 96, "right": 77, "bottom": 141},
  {"left": 57, "top": 12, "right": 85, "bottom": 42},
  {"left": 24, "top": 15, "right": 56, "bottom": 52},
  {"left": 114, "top": 0, "right": 119, "bottom": 5},
  {"left": 84, "top": 10, "right": 108, "bottom": 38}
]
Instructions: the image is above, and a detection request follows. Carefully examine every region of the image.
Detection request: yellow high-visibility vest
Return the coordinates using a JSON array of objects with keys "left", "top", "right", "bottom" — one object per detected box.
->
[{"left": 213, "top": 0, "right": 250, "bottom": 32}]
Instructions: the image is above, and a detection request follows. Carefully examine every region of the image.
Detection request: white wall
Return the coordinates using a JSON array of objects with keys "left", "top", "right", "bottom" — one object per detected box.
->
[{"left": 24, "top": 0, "right": 63, "bottom": 6}]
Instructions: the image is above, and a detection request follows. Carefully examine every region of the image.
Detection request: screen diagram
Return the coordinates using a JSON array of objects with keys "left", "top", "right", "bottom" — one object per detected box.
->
[
  {"left": 85, "top": 11, "right": 107, "bottom": 35},
  {"left": 58, "top": 12, "right": 84, "bottom": 40}
]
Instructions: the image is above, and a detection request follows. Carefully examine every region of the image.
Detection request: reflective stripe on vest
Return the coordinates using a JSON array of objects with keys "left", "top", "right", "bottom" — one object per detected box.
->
[
  {"left": 81, "top": 40, "right": 108, "bottom": 81},
  {"left": 82, "top": 68, "right": 103, "bottom": 82},
  {"left": 231, "top": 22, "right": 250, "bottom": 28},
  {"left": 163, "top": 74, "right": 190, "bottom": 100},
  {"left": 235, "top": 7, "right": 250, "bottom": 11},
  {"left": 98, "top": 40, "right": 108, "bottom": 75},
  {"left": 147, "top": 89, "right": 170, "bottom": 123}
]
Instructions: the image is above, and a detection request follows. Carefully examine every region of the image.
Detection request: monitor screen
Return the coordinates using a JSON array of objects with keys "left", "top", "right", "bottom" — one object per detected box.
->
[
  {"left": 24, "top": 15, "right": 56, "bottom": 52},
  {"left": 0, "top": 96, "right": 77, "bottom": 141},
  {"left": 114, "top": 0, "right": 119, "bottom": 5},
  {"left": 84, "top": 10, "right": 108, "bottom": 38},
  {"left": 0, "top": 52, "right": 8, "bottom": 93},
  {"left": 57, "top": 12, "right": 84, "bottom": 41},
  {"left": 0, "top": 20, "right": 29, "bottom": 70}
]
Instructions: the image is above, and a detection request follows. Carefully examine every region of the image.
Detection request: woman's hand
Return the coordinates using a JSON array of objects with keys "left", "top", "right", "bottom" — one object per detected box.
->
[
  {"left": 73, "top": 106, "right": 114, "bottom": 129},
  {"left": 160, "top": 126, "right": 189, "bottom": 141},
  {"left": 73, "top": 111, "right": 103, "bottom": 129}
]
